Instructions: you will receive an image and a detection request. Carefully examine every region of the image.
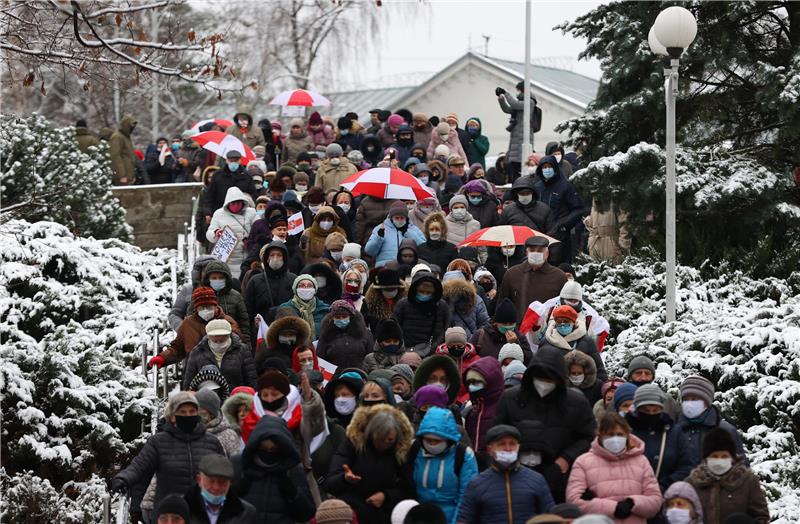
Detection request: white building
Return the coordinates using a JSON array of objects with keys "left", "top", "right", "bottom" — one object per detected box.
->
[{"left": 325, "top": 52, "right": 599, "bottom": 161}]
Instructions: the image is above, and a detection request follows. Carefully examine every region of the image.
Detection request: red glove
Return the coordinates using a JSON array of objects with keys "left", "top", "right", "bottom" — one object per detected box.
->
[{"left": 148, "top": 355, "right": 166, "bottom": 369}]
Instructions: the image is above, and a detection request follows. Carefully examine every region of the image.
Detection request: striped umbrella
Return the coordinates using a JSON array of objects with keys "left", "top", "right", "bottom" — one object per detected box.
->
[
  {"left": 189, "top": 118, "right": 234, "bottom": 133},
  {"left": 340, "top": 168, "right": 436, "bottom": 201},
  {"left": 269, "top": 88, "right": 331, "bottom": 107},
  {"left": 191, "top": 131, "right": 256, "bottom": 165},
  {"left": 458, "top": 225, "right": 559, "bottom": 247}
]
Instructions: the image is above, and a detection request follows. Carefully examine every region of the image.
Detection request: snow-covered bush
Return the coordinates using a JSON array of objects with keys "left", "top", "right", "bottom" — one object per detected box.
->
[
  {"left": 0, "top": 220, "right": 177, "bottom": 521},
  {"left": 0, "top": 113, "right": 132, "bottom": 241},
  {"left": 578, "top": 254, "right": 800, "bottom": 522}
]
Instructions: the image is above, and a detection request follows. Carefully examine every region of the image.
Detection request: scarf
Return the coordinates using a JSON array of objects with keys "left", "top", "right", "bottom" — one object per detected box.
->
[
  {"left": 291, "top": 295, "right": 318, "bottom": 340},
  {"left": 544, "top": 319, "right": 588, "bottom": 350}
]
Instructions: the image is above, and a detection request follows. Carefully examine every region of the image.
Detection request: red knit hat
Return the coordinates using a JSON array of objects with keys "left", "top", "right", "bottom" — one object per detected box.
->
[
  {"left": 309, "top": 111, "right": 323, "bottom": 125},
  {"left": 192, "top": 286, "right": 218, "bottom": 310},
  {"left": 552, "top": 304, "right": 578, "bottom": 323}
]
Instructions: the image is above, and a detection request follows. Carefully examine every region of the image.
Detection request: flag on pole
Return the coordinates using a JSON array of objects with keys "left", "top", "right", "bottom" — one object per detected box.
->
[
  {"left": 317, "top": 357, "right": 338, "bottom": 386},
  {"left": 288, "top": 212, "right": 305, "bottom": 236},
  {"left": 520, "top": 297, "right": 610, "bottom": 351}
]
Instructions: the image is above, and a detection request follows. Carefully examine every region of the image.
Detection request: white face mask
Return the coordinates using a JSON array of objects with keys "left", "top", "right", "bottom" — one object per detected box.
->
[
  {"left": 330, "top": 157, "right": 341, "bottom": 166},
  {"left": 237, "top": 119, "right": 248, "bottom": 127},
  {"left": 382, "top": 289, "right": 398, "bottom": 299},
  {"left": 429, "top": 231, "right": 442, "bottom": 241},
  {"left": 319, "top": 219, "right": 334, "bottom": 231},
  {"left": 272, "top": 235, "right": 286, "bottom": 243},
  {"left": 681, "top": 399, "right": 707, "bottom": 419},
  {"left": 501, "top": 246, "right": 516, "bottom": 257},
  {"left": 309, "top": 204, "right": 321, "bottom": 214},
  {"left": 315, "top": 276, "right": 327, "bottom": 288},
  {"left": 569, "top": 374, "right": 584, "bottom": 386},
  {"left": 338, "top": 203, "right": 351, "bottom": 213},
  {"left": 553, "top": 153, "right": 563, "bottom": 163},
  {"left": 517, "top": 194, "right": 533, "bottom": 205},
  {"left": 423, "top": 440, "right": 448, "bottom": 455},
  {"left": 419, "top": 176, "right": 429, "bottom": 185},
  {"left": 296, "top": 287, "right": 316, "bottom": 301},
  {"left": 494, "top": 450, "right": 518, "bottom": 466},
  {"left": 533, "top": 378, "right": 556, "bottom": 397},
  {"left": 300, "top": 361, "right": 314, "bottom": 372},
  {"left": 334, "top": 396, "right": 356, "bottom": 415},
  {"left": 665, "top": 508, "right": 692, "bottom": 524},
  {"left": 208, "top": 338, "right": 231, "bottom": 354},
  {"left": 197, "top": 307, "right": 215, "bottom": 321},
  {"left": 330, "top": 251, "right": 342, "bottom": 261},
  {"left": 706, "top": 457, "right": 733, "bottom": 476},
  {"left": 527, "top": 251, "right": 545, "bottom": 266},
  {"left": 452, "top": 208, "right": 467, "bottom": 220},
  {"left": 525, "top": 166, "right": 537, "bottom": 176},
  {"left": 602, "top": 436, "right": 628, "bottom": 455},
  {"left": 268, "top": 257, "right": 284, "bottom": 270},
  {"left": 295, "top": 184, "right": 308, "bottom": 192}
]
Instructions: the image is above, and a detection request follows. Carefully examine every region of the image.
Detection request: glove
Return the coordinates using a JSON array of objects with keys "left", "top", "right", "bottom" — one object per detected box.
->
[
  {"left": 109, "top": 477, "right": 128, "bottom": 494},
  {"left": 377, "top": 227, "right": 384, "bottom": 238},
  {"left": 614, "top": 498, "right": 635, "bottom": 519},
  {"left": 148, "top": 355, "right": 166, "bottom": 369},
  {"left": 495, "top": 87, "right": 506, "bottom": 96},
  {"left": 581, "top": 488, "right": 596, "bottom": 501},
  {"left": 278, "top": 471, "right": 298, "bottom": 500}
]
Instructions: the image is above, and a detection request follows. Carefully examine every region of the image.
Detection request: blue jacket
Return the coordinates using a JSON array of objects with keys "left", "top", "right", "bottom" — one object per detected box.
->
[
  {"left": 277, "top": 297, "right": 330, "bottom": 339},
  {"left": 364, "top": 217, "right": 426, "bottom": 267},
  {"left": 414, "top": 408, "right": 479, "bottom": 524},
  {"left": 627, "top": 411, "right": 694, "bottom": 492},
  {"left": 457, "top": 461, "right": 554, "bottom": 524},
  {"left": 533, "top": 155, "right": 584, "bottom": 238},
  {"left": 677, "top": 404, "right": 748, "bottom": 467}
]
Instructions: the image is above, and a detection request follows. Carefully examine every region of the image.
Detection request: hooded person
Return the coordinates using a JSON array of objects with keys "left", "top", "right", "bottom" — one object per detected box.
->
[
  {"left": 469, "top": 298, "right": 533, "bottom": 363},
  {"left": 168, "top": 255, "right": 217, "bottom": 330},
  {"left": 544, "top": 142, "right": 573, "bottom": 177},
  {"left": 442, "top": 274, "right": 490, "bottom": 339},
  {"left": 362, "top": 318, "right": 407, "bottom": 373},
  {"left": 461, "top": 357, "right": 505, "bottom": 465},
  {"left": 243, "top": 241, "right": 297, "bottom": 336},
  {"left": 281, "top": 117, "right": 314, "bottom": 164},
  {"left": 564, "top": 350, "right": 603, "bottom": 407},
  {"left": 301, "top": 260, "right": 343, "bottom": 305},
  {"left": 182, "top": 319, "right": 258, "bottom": 392},
  {"left": 538, "top": 305, "right": 607, "bottom": 382},
  {"left": 444, "top": 194, "right": 481, "bottom": 245},
  {"left": 392, "top": 124, "right": 415, "bottom": 165},
  {"left": 324, "top": 369, "right": 367, "bottom": 430},
  {"left": 493, "top": 346, "right": 596, "bottom": 503},
  {"left": 433, "top": 327, "right": 481, "bottom": 404},
  {"left": 109, "top": 114, "right": 137, "bottom": 184},
  {"left": 207, "top": 186, "right": 257, "bottom": 275},
  {"left": 201, "top": 260, "right": 251, "bottom": 347},
  {"left": 196, "top": 388, "right": 241, "bottom": 457},
  {"left": 500, "top": 175, "right": 555, "bottom": 232},
  {"left": 363, "top": 268, "right": 408, "bottom": 333},
  {"left": 278, "top": 274, "right": 332, "bottom": 341},
  {"left": 533, "top": 155, "right": 585, "bottom": 265},
  {"left": 317, "top": 299, "right": 374, "bottom": 369},
  {"left": 203, "top": 149, "right": 257, "bottom": 223},
  {"left": 462, "top": 179, "right": 499, "bottom": 228},
  {"left": 365, "top": 201, "right": 426, "bottom": 268},
  {"left": 255, "top": 308, "right": 311, "bottom": 369},
  {"left": 232, "top": 416, "right": 316, "bottom": 523},
  {"left": 325, "top": 404, "right": 416, "bottom": 524},
  {"left": 360, "top": 133, "right": 383, "bottom": 167},
  {"left": 416, "top": 211, "right": 458, "bottom": 273},
  {"left": 225, "top": 111, "right": 266, "bottom": 149},
  {"left": 301, "top": 205, "right": 348, "bottom": 264},
  {"left": 412, "top": 112, "right": 433, "bottom": 149},
  {"left": 399, "top": 353, "right": 464, "bottom": 431},
  {"left": 306, "top": 111, "right": 335, "bottom": 146},
  {"left": 662, "top": 481, "right": 704, "bottom": 524},
  {"left": 426, "top": 122, "right": 467, "bottom": 162},
  {"left": 396, "top": 237, "right": 420, "bottom": 272},
  {"left": 463, "top": 117, "right": 490, "bottom": 168},
  {"left": 222, "top": 386, "right": 256, "bottom": 437},
  {"left": 392, "top": 270, "right": 450, "bottom": 355},
  {"left": 473, "top": 268, "right": 498, "bottom": 316}
]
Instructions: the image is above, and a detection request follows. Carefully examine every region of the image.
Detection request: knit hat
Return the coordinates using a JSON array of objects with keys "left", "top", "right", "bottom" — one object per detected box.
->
[
  {"left": 494, "top": 298, "right": 518, "bottom": 323},
  {"left": 503, "top": 360, "right": 527, "bottom": 386},
  {"left": 387, "top": 114, "right": 405, "bottom": 127},
  {"left": 405, "top": 503, "right": 446, "bottom": 524},
  {"left": 388, "top": 200, "right": 409, "bottom": 220},
  {"left": 290, "top": 117, "right": 304, "bottom": 128},
  {"left": 252, "top": 144, "right": 266, "bottom": 156},
  {"left": 315, "top": 498, "right": 354, "bottom": 524},
  {"left": 192, "top": 286, "right": 218, "bottom": 310},
  {"left": 165, "top": 391, "right": 198, "bottom": 417},
  {"left": 403, "top": 157, "right": 421, "bottom": 170},
  {"left": 463, "top": 179, "right": 486, "bottom": 194},
  {"left": 373, "top": 267, "right": 401, "bottom": 288},
  {"left": 680, "top": 375, "right": 714, "bottom": 406},
  {"left": 399, "top": 351, "right": 422, "bottom": 369},
  {"left": 347, "top": 150, "right": 364, "bottom": 164},
  {"left": 156, "top": 495, "right": 190, "bottom": 521},
  {"left": 468, "top": 163, "right": 484, "bottom": 177},
  {"left": 449, "top": 194, "right": 468, "bottom": 209},
  {"left": 391, "top": 500, "right": 419, "bottom": 524},
  {"left": 231, "top": 385, "right": 256, "bottom": 396},
  {"left": 309, "top": 111, "right": 323, "bottom": 125},
  {"left": 342, "top": 243, "right": 361, "bottom": 260},
  {"left": 498, "top": 343, "right": 524, "bottom": 364},
  {"left": 278, "top": 164, "right": 298, "bottom": 179},
  {"left": 375, "top": 318, "right": 403, "bottom": 342},
  {"left": 292, "top": 274, "right": 317, "bottom": 293},
  {"left": 326, "top": 143, "right": 343, "bottom": 157},
  {"left": 435, "top": 122, "right": 450, "bottom": 136},
  {"left": 256, "top": 369, "right": 290, "bottom": 396},
  {"left": 413, "top": 384, "right": 449, "bottom": 409},
  {"left": 306, "top": 186, "right": 326, "bottom": 204},
  {"left": 330, "top": 299, "right": 356, "bottom": 317},
  {"left": 702, "top": 427, "right": 737, "bottom": 458},
  {"left": 634, "top": 383, "right": 665, "bottom": 409},
  {"left": 444, "top": 327, "right": 467, "bottom": 346},
  {"left": 410, "top": 263, "right": 432, "bottom": 277},
  {"left": 447, "top": 155, "right": 466, "bottom": 167},
  {"left": 325, "top": 232, "right": 347, "bottom": 252},
  {"left": 195, "top": 387, "right": 221, "bottom": 417},
  {"left": 486, "top": 424, "right": 520, "bottom": 444},
  {"left": 188, "top": 365, "right": 230, "bottom": 398},
  {"left": 434, "top": 144, "right": 450, "bottom": 158},
  {"left": 552, "top": 305, "right": 578, "bottom": 323},
  {"left": 445, "top": 112, "right": 459, "bottom": 125},
  {"left": 206, "top": 318, "right": 232, "bottom": 336},
  {"left": 612, "top": 382, "right": 638, "bottom": 411},
  {"left": 390, "top": 364, "right": 414, "bottom": 386},
  {"left": 627, "top": 355, "right": 656, "bottom": 377},
  {"left": 560, "top": 280, "right": 583, "bottom": 301},
  {"left": 442, "top": 270, "right": 464, "bottom": 283}
]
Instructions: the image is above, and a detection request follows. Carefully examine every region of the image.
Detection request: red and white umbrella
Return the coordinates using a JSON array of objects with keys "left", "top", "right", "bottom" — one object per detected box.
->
[
  {"left": 269, "top": 88, "right": 331, "bottom": 107},
  {"left": 191, "top": 131, "right": 256, "bottom": 165},
  {"left": 340, "top": 168, "right": 436, "bottom": 201},
  {"left": 458, "top": 225, "right": 559, "bottom": 247},
  {"left": 189, "top": 118, "right": 234, "bottom": 133}
]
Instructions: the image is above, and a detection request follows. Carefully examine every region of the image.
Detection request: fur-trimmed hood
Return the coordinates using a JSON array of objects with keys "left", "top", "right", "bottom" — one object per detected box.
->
[
  {"left": 266, "top": 314, "right": 311, "bottom": 349},
  {"left": 346, "top": 404, "right": 414, "bottom": 463},
  {"left": 423, "top": 210, "right": 448, "bottom": 237},
  {"left": 364, "top": 283, "right": 408, "bottom": 322},
  {"left": 221, "top": 391, "right": 252, "bottom": 429},
  {"left": 442, "top": 278, "right": 477, "bottom": 311},
  {"left": 564, "top": 349, "right": 598, "bottom": 389}
]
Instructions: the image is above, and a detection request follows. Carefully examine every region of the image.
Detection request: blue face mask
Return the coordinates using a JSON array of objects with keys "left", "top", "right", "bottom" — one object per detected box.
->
[
  {"left": 542, "top": 167, "right": 555, "bottom": 179},
  {"left": 416, "top": 293, "right": 433, "bottom": 302},
  {"left": 255, "top": 209, "right": 265, "bottom": 217},
  {"left": 340, "top": 129, "right": 349, "bottom": 136},
  {"left": 468, "top": 383, "right": 484, "bottom": 393},
  {"left": 262, "top": 180, "right": 269, "bottom": 189},
  {"left": 227, "top": 162, "right": 240, "bottom": 172},
  {"left": 170, "top": 143, "right": 180, "bottom": 152},
  {"left": 201, "top": 488, "right": 226, "bottom": 506},
  {"left": 334, "top": 318, "right": 350, "bottom": 329},
  {"left": 556, "top": 323, "right": 574, "bottom": 336},
  {"left": 468, "top": 196, "right": 482, "bottom": 205}
]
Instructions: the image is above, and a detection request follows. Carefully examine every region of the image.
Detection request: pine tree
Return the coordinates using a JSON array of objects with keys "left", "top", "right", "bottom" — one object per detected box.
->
[{"left": 558, "top": 1, "right": 800, "bottom": 276}]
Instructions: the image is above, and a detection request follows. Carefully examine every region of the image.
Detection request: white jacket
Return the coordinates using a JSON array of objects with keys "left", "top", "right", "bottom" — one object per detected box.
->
[{"left": 207, "top": 186, "right": 255, "bottom": 275}]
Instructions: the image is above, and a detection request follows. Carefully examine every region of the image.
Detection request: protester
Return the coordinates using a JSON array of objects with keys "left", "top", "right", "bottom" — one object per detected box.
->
[
  {"left": 317, "top": 299, "right": 374, "bottom": 369},
  {"left": 393, "top": 270, "right": 450, "bottom": 354},
  {"left": 109, "top": 114, "right": 137, "bottom": 185},
  {"left": 200, "top": 261, "right": 251, "bottom": 347},
  {"left": 278, "top": 275, "right": 331, "bottom": 341},
  {"left": 182, "top": 319, "right": 257, "bottom": 392},
  {"left": 365, "top": 201, "right": 426, "bottom": 268}
]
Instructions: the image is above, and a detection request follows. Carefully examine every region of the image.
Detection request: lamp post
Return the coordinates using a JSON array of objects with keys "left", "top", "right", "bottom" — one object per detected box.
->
[
  {"left": 649, "top": 6, "right": 697, "bottom": 324},
  {"left": 522, "top": 0, "right": 532, "bottom": 165}
]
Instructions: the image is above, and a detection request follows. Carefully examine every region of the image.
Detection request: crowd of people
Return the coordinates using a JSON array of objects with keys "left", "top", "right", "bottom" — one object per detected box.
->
[{"left": 93, "top": 91, "right": 768, "bottom": 524}]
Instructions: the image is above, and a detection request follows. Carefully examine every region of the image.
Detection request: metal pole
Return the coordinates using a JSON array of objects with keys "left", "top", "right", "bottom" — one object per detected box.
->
[
  {"left": 151, "top": 332, "right": 158, "bottom": 433},
  {"left": 665, "top": 59, "right": 678, "bottom": 323},
  {"left": 102, "top": 494, "right": 110, "bottom": 524},
  {"left": 521, "top": 0, "right": 532, "bottom": 165}
]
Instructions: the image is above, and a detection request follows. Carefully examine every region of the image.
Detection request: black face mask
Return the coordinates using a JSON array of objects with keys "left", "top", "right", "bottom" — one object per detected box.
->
[
  {"left": 258, "top": 450, "right": 280, "bottom": 466},
  {"left": 448, "top": 346, "right": 466, "bottom": 357},
  {"left": 260, "top": 397, "right": 285, "bottom": 412},
  {"left": 174, "top": 415, "right": 199, "bottom": 433},
  {"left": 637, "top": 412, "right": 662, "bottom": 427},
  {"left": 413, "top": 152, "right": 425, "bottom": 161},
  {"left": 479, "top": 281, "right": 494, "bottom": 293},
  {"left": 381, "top": 344, "right": 401, "bottom": 355},
  {"left": 560, "top": 298, "right": 583, "bottom": 313},
  {"left": 360, "top": 399, "right": 385, "bottom": 407}
]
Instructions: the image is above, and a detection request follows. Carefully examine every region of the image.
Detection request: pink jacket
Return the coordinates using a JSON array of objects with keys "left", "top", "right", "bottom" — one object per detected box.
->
[
  {"left": 426, "top": 129, "right": 467, "bottom": 161},
  {"left": 566, "top": 435, "right": 663, "bottom": 524}
]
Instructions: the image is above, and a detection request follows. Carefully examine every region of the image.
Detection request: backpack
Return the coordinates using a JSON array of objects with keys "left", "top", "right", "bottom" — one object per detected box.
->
[
  {"left": 410, "top": 439, "right": 468, "bottom": 476},
  {"left": 531, "top": 103, "right": 543, "bottom": 134}
]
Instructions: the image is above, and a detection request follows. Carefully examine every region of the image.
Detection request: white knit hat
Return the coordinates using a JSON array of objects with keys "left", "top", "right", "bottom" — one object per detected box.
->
[
  {"left": 560, "top": 280, "right": 583, "bottom": 301},
  {"left": 391, "top": 500, "right": 419, "bottom": 524},
  {"left": 342, "top": 243, "right": 361, "bottom": 260},
  {"left": 498, "top": 343, "right": 524, "bottom": 364}
]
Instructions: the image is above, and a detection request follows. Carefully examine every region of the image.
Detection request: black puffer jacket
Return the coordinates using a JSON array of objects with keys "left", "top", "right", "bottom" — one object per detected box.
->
[
  {"left": 499, "top": 176, "right": 554, "bottom": 232},
  {"left": 416, "top": 240, "right": 458, "bottom": 272},
  {"left": 392, "top": 271, "right": 451, "bottom": 352},
  {"left": 182, "top": 334, "right": 257, "bottom": 391},
  {"left": 113, "top": 419, "right": 224, "bottom": 510},
  {"left": 300, "top": 261, "right": 342, "bottom": 305},
  {"left": 316, "top": 310, "right": 374, "bottom": 369},
  {"left": 465, "top": 192, "right": 500, "bottom": 228},
  {"left": 244, "top": 241, "right": 297, "bottom": 333},
  {"left": 232, "top": 416, "right": 316, "bottom": 523}
]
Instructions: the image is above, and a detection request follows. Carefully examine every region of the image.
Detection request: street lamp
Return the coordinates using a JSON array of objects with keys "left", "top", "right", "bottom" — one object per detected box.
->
[{"left": 649, "top": 6, "right": 697, "bottom": 324}]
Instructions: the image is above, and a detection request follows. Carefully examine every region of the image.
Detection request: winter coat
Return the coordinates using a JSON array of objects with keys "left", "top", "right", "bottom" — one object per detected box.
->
[
  {"left": 207, "top": 187, "right": 256, "bottom": 273},
  {"left": 463, "top": 118, "right": 490, "bottom": 168},
  {"left": 354, "top": 196, "right": 396, "bottom": 246},
  {"left": 243, "top": 242, "right": 296, "bottom": 334},
  {"left": 169, "top": 256, "right": 217, "bottom": 330},
  {"left": 255, "top": 314, "right": 311, "bottom": 369},
  {"left": 443, "top": 279, "right": 490, "bottom": 339},
  {"left": 499, "top": 177, "right": 554, "bottom": 232},
  {"left": 538, "top": 321, "right": 608, "bottom": 382},
  {"left": 307, "top": 123, "right": 335, "bottom": 147},
  {"left": 564, "top": 350, "right": 603, "bottom": 407},
  {"left": 314, "top": 158, "right": 358, "bottom": 192},
  {"left": 426, "top": 128, "right": 467, "bottom": 162},
  {"left": 113, "top": 419, "right": 224, "bottom": 510},
  {"left": 434, "top": 342, "right": 480, "bottom": 405},
  {"left": 465, "top": 192, "right": 500, "bottom": 229},
  {"left": 626, "top": 412, "right": 693, "bottom": 492},
  {"left": 316, "top": 310, "right": 373, "bottom": 369},
  {"left": 677, "top": 406, "right": 748, "bottom": 468},
  {"left": 281, "top": 132, "right": 314, "bottom": 164},
  {"left": 311, "top": 416, "right": 347, "bottom": 498},
  {"left": 497, "top": 92, "right": 535, "bottom": 160},
  {"left": 413, "top": 408, "right": 479, "bottom": 524},
  {"left": 232, "top": 416, "right": 316, "bottom": 524},
  {"left": 445, "top": 210, "right": 481, "bottom": 245},
  {"left": 462, "top": 357, "right": 504, "bottom": 457},
  {"left": 185, "top": 483, "right": 256, "bottom": 524},
  {"left": 585, "top": 199, "right": 631, "bottom": 265},
  {"left": 469, "top": 323, "right": 533, "bottom": 364},
  {"left": 335, "top": 131, "right": 362, "bottom": 153},
  {"left": 201, "top": 260, "right": 251, "bottom": 347},
  {"left": 225, "top": 112, "right": 266, "bottom": 149},
  {"left": 687, "top": 462, "right": 769, "bottom": 524},
  {"left": 363, "top": 282, "right": 408, "bottom": 333},
  {"left": 301, "top": 207, "right": 348, "bottom": 265},
  {"left": 493, "top": 346, "right": 596, "bottom": 502},
  {"left": 144, "top": 145, "right": 176, "bottom": 184},
  {"left": 160, "top": 307, "right": 241, "bottom": 364},
  {"left": 566, "top": 436, "right": 663, "bottom": 524},
  {"left": 416, "top": 239, "right": 458, "bottom": 272},
  {"left": 413, "top": 123, "right": 433, "bottom": 150},
  {"left": 300, "top": 261, "right": 343, "bottom": 305},
  {"left": 75, "top": 126, "right": 100, "bottom": 153},
  {"left": 496, "top": 261, "right": 568, "bottom": 323},
  {"left": 326, "top": 404, "right": 416, "bottom": 524},
  {"left": 457, "top": 461, "right": 554, "bottom": 524},
  {"left": 365, "top": 216, "right": 426, "bottom": 268},
  {"left": 277, "top": 297, "right": 330, "bottom": 341},
  {"left": 360, "top": 134, "right": 384, "bottom": 167},
  {"left": 182, "top": 335, "right": 257, "bottom": 391},
  {"left": 202, "top": 165, "right": 256, "bottom": 217},
  {"left": 376, "top": 124, "right": 396, "bottom": 148},
  {"left": 533, "top": 156, "right": 585, "bottom": 238},
  {"left": 174, "top": 143, "right": 206, "bottom": 183},
  {"left": 393, "top": 271, "right": 451, "bottom": 351},
  {"left": 362, "top": 338, "right": 407, "bottom": 374},
  {"left": 109, "top": 115, "right": 137, "bottom": 184},
  {"left": 205, "top": 414, "right": 242, "bottom": 458}
]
